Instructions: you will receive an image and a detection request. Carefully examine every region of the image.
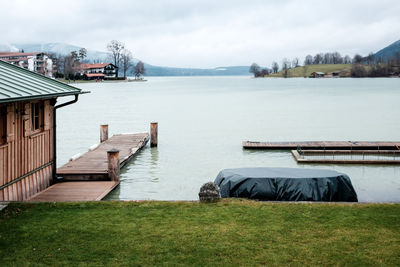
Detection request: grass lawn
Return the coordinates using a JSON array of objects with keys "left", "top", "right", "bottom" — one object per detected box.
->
[
  {"left": 0, "top": 200, "right": 399, "bottom": 266},
  {"left": 269, "top": 64, "right": 352, "bottom": 78}
]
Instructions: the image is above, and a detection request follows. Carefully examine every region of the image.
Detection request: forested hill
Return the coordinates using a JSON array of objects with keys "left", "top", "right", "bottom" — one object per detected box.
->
[{"left": 374, "top": 40, "right": 400, "bottom": 61}]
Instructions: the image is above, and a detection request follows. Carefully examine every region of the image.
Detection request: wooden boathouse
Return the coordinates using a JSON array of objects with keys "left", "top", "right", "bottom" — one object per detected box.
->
[{"left": 0, "top": 60, "right": 85, "bottom": 201}]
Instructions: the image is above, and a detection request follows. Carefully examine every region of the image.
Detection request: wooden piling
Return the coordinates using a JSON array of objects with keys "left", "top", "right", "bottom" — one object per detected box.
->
[
  {"left": 107, "top": 149, "right": 120, "bottom": 181},
  {"left": 100, "top": 124, "right": 109, "bottom": 143},
  {"left": 151, "top": 122, "right": 158, "bottom": 147}
]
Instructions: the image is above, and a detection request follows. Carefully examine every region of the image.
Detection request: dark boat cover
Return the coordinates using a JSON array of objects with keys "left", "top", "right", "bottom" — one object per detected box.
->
[{"left": 214, "top": 167, "right": 358, "bottom": 202}]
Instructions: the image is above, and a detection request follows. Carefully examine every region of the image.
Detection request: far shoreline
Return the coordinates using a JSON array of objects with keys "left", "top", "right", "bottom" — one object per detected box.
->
[{"left": 59, "top": 78, "right": 148, "bottom": 84}]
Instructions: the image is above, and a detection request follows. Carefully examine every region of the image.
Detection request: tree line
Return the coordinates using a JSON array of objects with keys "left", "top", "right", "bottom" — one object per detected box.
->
[
  {"left": 350, "top": 52, "right": 400, "bottom": 77},
  {"left": 250, "top": 51, "right": 400, "bottom": 78},
  {"left": 303, "top": 52, "right": 352, "bottom": 65},
  {"left": 52, "top": 40, "right": 145, "bottom": 80}
]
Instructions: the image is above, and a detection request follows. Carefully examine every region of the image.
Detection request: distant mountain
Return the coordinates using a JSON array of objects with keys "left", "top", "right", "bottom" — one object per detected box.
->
[
  {"left": 0, "top": 44, "right": 20, "bottom": 52},
  {"left": 143, "top": 64, "right": 250, "bottom": 76},
  {"left": 4, "top": 42, "right": 110, "bottom": 61},
  {"left": 374, "top": 40, "right": 400, "bottom": 61},
  {"left": 0, "top": 42, "right": 250, "bottom": 76}
]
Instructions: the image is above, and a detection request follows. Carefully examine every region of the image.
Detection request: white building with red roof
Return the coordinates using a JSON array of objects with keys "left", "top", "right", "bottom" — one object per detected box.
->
[{"left": 77, "top": 63, "right": 118, "bottom": 80}]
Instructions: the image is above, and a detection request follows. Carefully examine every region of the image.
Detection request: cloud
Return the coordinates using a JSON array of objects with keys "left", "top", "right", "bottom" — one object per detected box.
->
[{"left": 1, "top": 0, "right": 399, "bottom": 68}]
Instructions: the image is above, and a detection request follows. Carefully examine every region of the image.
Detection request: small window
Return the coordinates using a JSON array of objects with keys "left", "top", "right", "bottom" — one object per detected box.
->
[
  {"left": 31, "top": 102, "right": 44, "bottom": 132},
  {"left": 0, "top": 106, "right": 6, "bottom": 145}
]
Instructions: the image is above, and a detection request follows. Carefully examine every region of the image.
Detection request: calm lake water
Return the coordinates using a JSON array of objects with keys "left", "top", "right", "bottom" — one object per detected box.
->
[{"left": 57, "top": 76, "right": 400, "bottom": 202}]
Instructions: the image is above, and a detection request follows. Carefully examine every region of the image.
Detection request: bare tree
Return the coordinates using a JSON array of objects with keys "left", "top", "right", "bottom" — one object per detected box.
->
[
  {"left": 292, "top": 58, "right": 299, "bottom": 68},
  {"left": 272, "top": 62, "right": 279, "bottom": 73},
  {"left": 344, "top": 55, "right": 352, "bottom": 64},
  {"left": 366, "top": 52, "right": 375, "bottom": 66},
  {"left": 332, "top": 52, "right": 343, "bottom": 64},
  {"left": 121, "top": 49, "right": 133, "bottom": 79},
  {"left": 322, "top": 53, "right": 330, "bottom": 64},
  {"left": 282, "top": 58, "right": 290, "bottom": 78},
  {"left": 79, "top": 48, "right": 87, "bottom": 62},
  {"left": 304, "top": 55, "right": 313, "bottom": 65},
  {"left": 249, "top": 63, "right": 261, "bottom": 77},
  {"left": 353, "top": 54, "right": 363, "bottom": 64},
  {"left": 313, "top": 53, "right": 323, "bottom": 64},
  {"left": 61, "top": 51, "right": 81, "bottom": 79},
  {"left": 71, "top": 51, "right": 79, "bottom": 62},
  {"left": 107, "top": 40, "right": 125, "bottom": 78},
  {"left": 134, "top": 61, "right": 146, "bottom": 79},
  {"left": 351, "top": 64, "right": 367, "bottom": 77},
  {"left": 63, "top": 55, "right": 76, "bottom": 79}
]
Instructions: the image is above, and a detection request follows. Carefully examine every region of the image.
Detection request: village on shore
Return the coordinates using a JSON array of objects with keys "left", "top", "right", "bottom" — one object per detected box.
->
[
  {"left": 250, "top": 49, "right": 400, "bottom": 78},
  {"left": 0, "top": 40, "right": 146, "bottom": 82}
]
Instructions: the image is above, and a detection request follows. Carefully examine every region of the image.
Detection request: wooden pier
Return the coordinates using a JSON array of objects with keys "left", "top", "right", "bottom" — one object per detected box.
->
[
  {"left": 28, "top": 181, "right": 120, "bottom": 202},
  {"left": 243, "top": 141, "right": 400, "bottom": 150},
  {"left": 28, "top": 128, "right": 150, "bottom": 202},
  {"left": 57, "top": 133, "right": 149, "bottom": 181}
]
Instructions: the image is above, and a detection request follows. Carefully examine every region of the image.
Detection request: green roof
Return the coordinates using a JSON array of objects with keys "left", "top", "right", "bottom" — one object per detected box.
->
[{"left": 0, "top": 60, "right": 85, "bottom": 103}]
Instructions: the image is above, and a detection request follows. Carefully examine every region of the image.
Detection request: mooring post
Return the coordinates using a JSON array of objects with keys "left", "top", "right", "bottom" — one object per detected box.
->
[
  {"left": 107, "top": 148, "right": 120, "bottom": 181},
  {"left": 100, "top": 124, "right": 109, "bottom": 143},
  {"left": 151, "top": 122, "right": 158, "bottom": 147}
]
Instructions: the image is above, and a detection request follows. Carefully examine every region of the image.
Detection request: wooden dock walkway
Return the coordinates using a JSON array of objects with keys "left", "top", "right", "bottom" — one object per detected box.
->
[
  {"left": 243, "top": 141, "right": 400, "bottom": 150},
  {"left": 27, "top": 132, "right": 150, "bottom": 202},
  {"left": 57, "top": 133, "right": 149, "bottom": 180},
  {"left": 28, "top": 181, "right": 119, "bottom": 202}
]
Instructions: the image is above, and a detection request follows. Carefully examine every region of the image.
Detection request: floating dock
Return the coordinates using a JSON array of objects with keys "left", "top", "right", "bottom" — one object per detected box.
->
[
  {"left": 243, "top": 141, "right": 400, "bottom": 150},
  {"left": 57, "top": 133, "right": 149, "bottom": 181},
  {"left": 291, "top": 149, "right": 400, "bottom": 164},
  {"left": 243, "top": 140, "right": 400, "bottom": 164}
]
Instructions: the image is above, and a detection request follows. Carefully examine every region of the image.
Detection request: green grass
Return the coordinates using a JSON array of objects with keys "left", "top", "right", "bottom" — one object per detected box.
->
[
  {"left": 269, "top": 64, "right": 352, "bottom": 78},
  {"left": 0, "top": 200, "right": 399, "bottom": 266}
]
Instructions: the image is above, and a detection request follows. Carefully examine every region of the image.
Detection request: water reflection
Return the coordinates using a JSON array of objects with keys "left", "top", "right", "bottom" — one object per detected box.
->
[{"left": 150, "top": 147, "right": 159, "bottom": 183}]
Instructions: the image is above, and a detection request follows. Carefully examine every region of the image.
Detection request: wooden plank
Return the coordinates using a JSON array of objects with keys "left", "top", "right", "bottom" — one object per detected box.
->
[
  {"left": 28, "top": 181, "right": 120, "bottom": 202},
  {"left": 57, "top": 133, "right": 149, "bottom": 180},
  {"left": 243, "top": 141, "right": 400, "bottom": 150}
]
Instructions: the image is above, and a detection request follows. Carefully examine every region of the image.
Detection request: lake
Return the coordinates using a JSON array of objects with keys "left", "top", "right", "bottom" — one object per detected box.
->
[{"left": 57, "top": 76, "right": 400, "bottom": 202}]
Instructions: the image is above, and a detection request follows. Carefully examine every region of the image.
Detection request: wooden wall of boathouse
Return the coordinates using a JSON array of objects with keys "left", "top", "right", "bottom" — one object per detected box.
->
[{"left": 0, "top": 99, "right": 54, "bottom": 201}]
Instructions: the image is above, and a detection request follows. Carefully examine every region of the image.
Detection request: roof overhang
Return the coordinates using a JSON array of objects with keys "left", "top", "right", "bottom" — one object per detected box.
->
[
  {"left": 0, "top": 91, "right": 89, "bottom": 104},
  {"left": 0, "top": 60, "right": 90, "bottom": 104}
]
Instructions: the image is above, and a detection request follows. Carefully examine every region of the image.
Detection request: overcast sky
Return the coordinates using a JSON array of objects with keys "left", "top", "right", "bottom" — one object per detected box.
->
[{"left": 1, "top": 0, "right": 399, "bottom": 68}]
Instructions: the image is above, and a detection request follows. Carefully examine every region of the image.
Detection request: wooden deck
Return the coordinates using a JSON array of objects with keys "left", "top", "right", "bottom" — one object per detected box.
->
[
  {"left": 28, "top": 181, "right": 119, "bottom": 202},
  {"left": 27, "top": 132, "right": 149, "bottom": 202},
  {"left": 243, "top": 141, "right": 400, "bottom": 150},
  {"left": 57, "top": 133, "right": 149, "bottom": 180}
]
